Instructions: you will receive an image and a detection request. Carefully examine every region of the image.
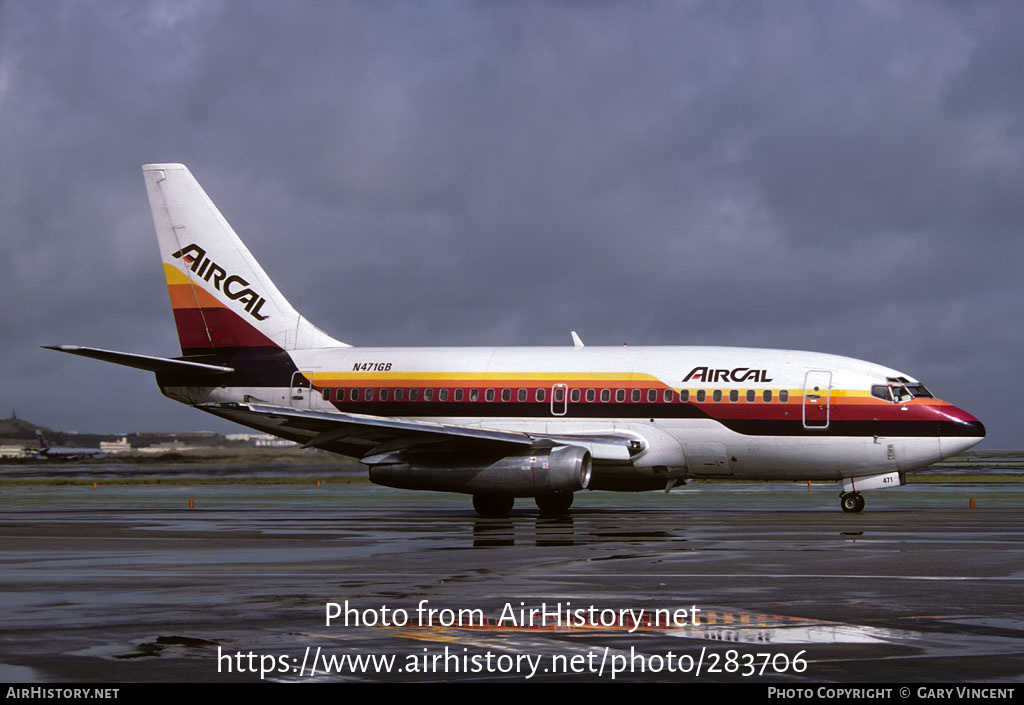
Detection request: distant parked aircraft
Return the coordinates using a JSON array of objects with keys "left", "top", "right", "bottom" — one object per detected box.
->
[{"left": 31, "top": 430, "right": 105, "bottom": 460}]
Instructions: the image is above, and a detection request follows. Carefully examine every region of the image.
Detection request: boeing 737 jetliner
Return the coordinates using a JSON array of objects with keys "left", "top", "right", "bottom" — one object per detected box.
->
[{"left": 46, "top": 164, "right": 985, "bottom": 515}]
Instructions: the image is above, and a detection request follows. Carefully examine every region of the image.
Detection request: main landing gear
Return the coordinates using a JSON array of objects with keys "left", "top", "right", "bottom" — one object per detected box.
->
[
  {"left": 840, "top": 491, "right": 865, "bottom": 513},
  {"left": 534, "top": 493, "right": 574, "bottom": 515},
  {"left": 471, "top": 493, "right": 575, "bottom": 517},
  {"left": 472, "top": 494, "right": 515, "bottom": 517}
]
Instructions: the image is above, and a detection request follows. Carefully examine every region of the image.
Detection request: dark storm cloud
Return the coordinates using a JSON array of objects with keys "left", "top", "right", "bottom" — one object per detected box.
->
[{"left": 1, "top": 1, "right": 1020, "bottom": 443}]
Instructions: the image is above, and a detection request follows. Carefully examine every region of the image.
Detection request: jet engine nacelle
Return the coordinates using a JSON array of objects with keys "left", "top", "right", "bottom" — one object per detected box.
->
[{"left": 367, "top": 445, "right": 592, "bottom": 497}]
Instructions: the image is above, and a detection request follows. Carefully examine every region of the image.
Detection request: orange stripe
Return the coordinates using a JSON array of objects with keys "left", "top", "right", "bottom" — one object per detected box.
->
[{"left": 167, "top": 282, "right": 225, "bottom": 310}]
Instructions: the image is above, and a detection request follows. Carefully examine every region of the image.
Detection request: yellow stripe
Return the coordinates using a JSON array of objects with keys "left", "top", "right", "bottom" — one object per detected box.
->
[
  {"left": 305, "top": 372, "right": 890, "bottom": 403},
  {"left": 162, "top": 263, "right": 192, "bottom": 285}
]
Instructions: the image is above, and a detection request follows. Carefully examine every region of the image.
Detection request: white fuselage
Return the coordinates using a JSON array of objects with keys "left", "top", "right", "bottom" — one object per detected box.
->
[{"left": 161, "top": 344, "right": 984, "bottom": 487}]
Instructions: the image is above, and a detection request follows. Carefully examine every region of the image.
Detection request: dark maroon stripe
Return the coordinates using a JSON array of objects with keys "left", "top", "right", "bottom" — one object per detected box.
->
[
  {"left": 306, "top": 399, "right": 982, "bottom": 438},
  {"left": 172, "top": 307, "right": 279, "bottom": 353}
]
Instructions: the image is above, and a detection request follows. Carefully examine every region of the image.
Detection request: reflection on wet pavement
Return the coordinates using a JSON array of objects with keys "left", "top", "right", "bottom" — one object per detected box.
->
[{"left": 1, "top": 478, "right": 1022, "bottom": 682}]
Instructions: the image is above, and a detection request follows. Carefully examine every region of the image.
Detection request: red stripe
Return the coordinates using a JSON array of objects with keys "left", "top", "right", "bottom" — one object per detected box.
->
[{"left": 172, "top": 307, "right": 278, "bottom": 352}]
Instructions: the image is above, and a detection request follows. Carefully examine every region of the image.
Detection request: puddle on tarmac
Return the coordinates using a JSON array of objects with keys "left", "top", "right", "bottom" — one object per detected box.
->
[{"left": 671, "top": 623, "right": 920, "bottom": 644}]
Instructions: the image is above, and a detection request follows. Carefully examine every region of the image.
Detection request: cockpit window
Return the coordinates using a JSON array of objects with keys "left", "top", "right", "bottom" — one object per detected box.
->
[
  {"left": 872, "top": 381, "right": 933, "bottom": 403},
  {"left": 892, "top": 385, "right": 914, "bottom": 403}
]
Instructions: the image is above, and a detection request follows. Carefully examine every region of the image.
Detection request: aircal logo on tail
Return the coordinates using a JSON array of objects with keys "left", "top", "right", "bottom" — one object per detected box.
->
[
  {"left": 171, "top": 244, "right": 269, "bottom": 320},
  {"left": 683, "top": 366, "right": 773, "bottom": 383}
]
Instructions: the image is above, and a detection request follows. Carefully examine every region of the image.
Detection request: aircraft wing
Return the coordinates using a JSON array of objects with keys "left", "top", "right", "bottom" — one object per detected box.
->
[{"left": 199, "top": 402, "right": 638, "bottom": 462}]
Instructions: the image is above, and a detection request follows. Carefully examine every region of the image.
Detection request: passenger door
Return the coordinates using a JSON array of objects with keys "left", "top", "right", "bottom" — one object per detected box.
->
[
  {"left": 550, "top": 383, "right": 568, "bottom": 416},
  {"left": 803, "top": 370, "right": 832, "bottom": 429},
  {"left": 290, "top": 370, "right": 314, "bottom": 408}
]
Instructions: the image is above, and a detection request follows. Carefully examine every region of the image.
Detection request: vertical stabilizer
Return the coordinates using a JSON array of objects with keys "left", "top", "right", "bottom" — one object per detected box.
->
[{"left": 142, "top": 164, "right": 347, "bottom": 355}]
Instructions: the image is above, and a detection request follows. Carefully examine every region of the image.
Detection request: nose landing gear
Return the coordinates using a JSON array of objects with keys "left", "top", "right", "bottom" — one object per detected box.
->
[{"left": 840, "top": 492, "right": 865, "bottom": 513}]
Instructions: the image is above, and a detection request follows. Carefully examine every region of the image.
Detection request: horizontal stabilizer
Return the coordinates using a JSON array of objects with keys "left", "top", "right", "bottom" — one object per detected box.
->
[{"left": 42, "top": 345, "right": 234, "bottom": 374}]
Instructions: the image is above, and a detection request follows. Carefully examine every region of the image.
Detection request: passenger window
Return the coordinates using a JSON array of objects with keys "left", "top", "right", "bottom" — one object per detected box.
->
[
  {"left": 746, "top": 390, "right": 755, "bottom": 402},
  {"left": 379, "top": 388, "right": 388, "bottom": 401},
  {"left": 631, "top": 389, "right": 642, "bottom": 402},
  {"left": 536, "top": 389, "right": 546, "bottom": 402},
  {"left": 586, "top": 389, "right": 596, "bottom": 402},
  {"left": 696, "top": 390, "right": 706, "bottom": 402},
  {"left": 351, "top": 389, "right": 360, "bottom": 402},
  {"left": 394, "top": 389, "right": 404, "bottom": 401},
  {"left": 454, "top": 389, "right": 463, "bottom": 402},
  {"left": 484, "top": 389, "right": 494, "bottom": 402},
  {"left": 601, "top": 389, "right": 611, "bottom": 402},
  {"left": 648, "top": 389, "right": 657, "bottom": 403},
  {"left": 570, "top": 389, "right": 580, "bottom": 402},
  {"left": 336, "top": 389, "right": 346, "bottom": 402},
  {"left": 366, "top": 389, "right": 375, "bottom": 401},
  {"left": 322, "top": 389, "right": 331, "bottom": 401},
  {"left": 501, "top": 389, "right": 511, "bottom": 402},
  {"left": 554, "top": 387, "right": 565, "bottom": 402},
  {"left": 729, "top": 390, "right": 738, "bottom": 402},
  {"left": 779, "top": 390, "right": 789, "bottom": 402},
  {"left": 762, "top": 390, "right": 772, "bottom": 402},
  {"left": 616, "top": 389, "right": 625, "bottom": 402},
  {"left": 679, "top": 390, "right": 689, "bottom": 402},
  {"left": 410, "top": 388, "right": 419, "bottom": 401},
  {"left": 469, "top": 389, "right": 479, "bottom": 402},
  {"left": 518, "top": 388, "right": 527, "bottom": 402},
  {"left": 713, "top": 390, "right": 722, "bottom": 402}
]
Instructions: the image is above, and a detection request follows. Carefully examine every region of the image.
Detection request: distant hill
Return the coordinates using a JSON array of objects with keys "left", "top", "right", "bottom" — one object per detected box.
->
[
  {"left": 0, "top": 415, "right": 122, "bottom": 447},
  {"left": 0, "top": 416, "right": 55, "bottom": 440},
  {"left": 0, "top": 415, "right": 228, "bottom": 449}
]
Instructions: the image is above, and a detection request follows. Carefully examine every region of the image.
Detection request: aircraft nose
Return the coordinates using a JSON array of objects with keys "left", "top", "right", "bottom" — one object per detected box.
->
[
  {"left": 943, "top": 405, "right": 985, "bottom": 437},
  {"left": 937, "top": 404, "right": 985, "bottom": 458}
]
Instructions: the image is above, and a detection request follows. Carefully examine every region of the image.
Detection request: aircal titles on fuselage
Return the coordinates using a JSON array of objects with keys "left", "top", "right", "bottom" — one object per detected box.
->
[{"left": 682, "top": 366, "right": 774, "bottom": 384}]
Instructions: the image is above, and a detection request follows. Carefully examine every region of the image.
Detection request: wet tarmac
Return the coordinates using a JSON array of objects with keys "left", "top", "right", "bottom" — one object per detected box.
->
[{"left": 1, "top": 472, "right": 1022, "bottom": 683}]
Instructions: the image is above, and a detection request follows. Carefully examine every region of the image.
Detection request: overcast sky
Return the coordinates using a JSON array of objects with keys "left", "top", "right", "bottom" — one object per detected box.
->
[{"left": 1, "top": 1, "right": 1020, "bottom": 446}]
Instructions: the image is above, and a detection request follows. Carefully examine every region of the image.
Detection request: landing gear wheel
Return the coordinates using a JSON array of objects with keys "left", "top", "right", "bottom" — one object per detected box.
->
[
  {"left": 535, "top": 493, "right": 574, "bottom": 514},
  {"left": 473, "top": 494, "right": 514, "bottom": 517},
  {"left": 840, "top": 492, "right": 865, "bottom": 513}
]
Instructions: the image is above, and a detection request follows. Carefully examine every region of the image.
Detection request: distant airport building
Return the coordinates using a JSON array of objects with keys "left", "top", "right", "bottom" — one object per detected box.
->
[
  {"left": 255, "top": 438, "right": 299, "bottom": 448},
  {"left": 136, "top": 440, "right": 198, "bottom": 454},
  {"left": 99, "top": 437, "right": 132, "bottom": 454},
  {"left": 226, "top": 432, "right": 298, "bottom": 448},
  {"left": 0, "top": 445, "right": 29, "bottom": 459},
  {"left": 225, "top": 433, "right": 264, "bottom": 442}
]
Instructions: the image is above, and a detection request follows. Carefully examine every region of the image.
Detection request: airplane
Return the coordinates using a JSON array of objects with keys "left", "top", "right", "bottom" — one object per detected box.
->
[
  {"left": 45, "top": 164, "right": 985, "bottom": 515},
  {"left": 31, "top": 430, "right": 105, "bottom": 461}
]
